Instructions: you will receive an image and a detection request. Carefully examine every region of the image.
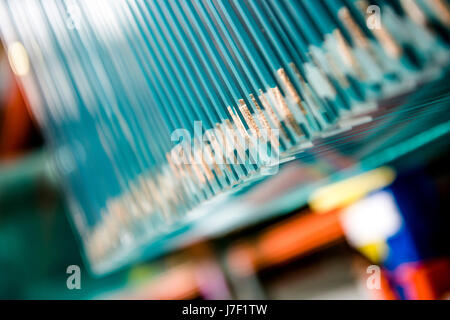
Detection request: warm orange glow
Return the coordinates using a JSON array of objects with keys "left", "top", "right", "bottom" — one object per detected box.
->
[
  {"left": 226, "top": 209, "right": 346, "bottom": 273},
  {"left": 257, "top": 210, "right": 345, "bottom": 267}
]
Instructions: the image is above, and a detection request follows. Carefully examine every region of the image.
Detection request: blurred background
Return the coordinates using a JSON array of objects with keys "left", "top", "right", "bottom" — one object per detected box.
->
[{"left": 0, "top": 36, "right": 449, "bottom": 299}]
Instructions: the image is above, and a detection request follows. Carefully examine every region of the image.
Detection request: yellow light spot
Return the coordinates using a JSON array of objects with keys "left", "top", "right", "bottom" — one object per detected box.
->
[
  {"left": 309, "top": 167, "right": 396, "bottom": 212},
  {"left": 358, "top": 242, "right": 388, "bottom": 264},
  {"left": 8, "top": 41, "right": 30, "bottom": 76}
]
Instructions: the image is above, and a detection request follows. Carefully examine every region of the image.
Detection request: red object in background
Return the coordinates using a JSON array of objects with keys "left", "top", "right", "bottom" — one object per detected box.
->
[
  {"left": 0, "top": 63, "right": 41, "bottom": 160},
  {"left": 370, "top": 269, "right": 398, "bottom": 300},
  {"left": 393, "top": 258, "right": 450, "bottom": 300},
  {"left": 0, "top": 76, "right": 31, "bottom": 159}
]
